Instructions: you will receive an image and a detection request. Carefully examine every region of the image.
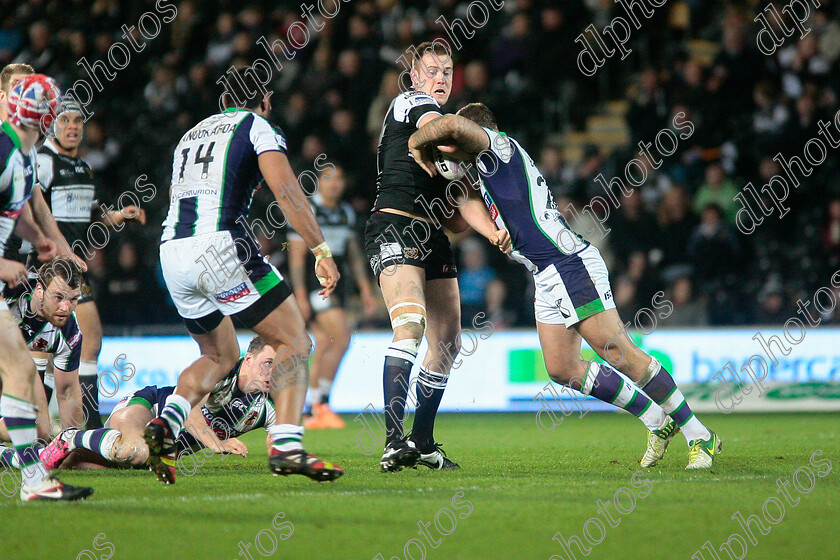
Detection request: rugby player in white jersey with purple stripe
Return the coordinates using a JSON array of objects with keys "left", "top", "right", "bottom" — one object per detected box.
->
[{"left": 407, "top": 103, "right": 720, "bottom": 470}]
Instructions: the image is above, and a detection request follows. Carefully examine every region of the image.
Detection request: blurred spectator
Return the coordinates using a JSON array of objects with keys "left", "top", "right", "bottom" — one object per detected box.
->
[
  {"left": 13, "top": 21, "right": 53, "bottom": 69},
  {"left": 608, "top": 189, "right": 659, "bottom": 267},
  {"left": 484, "top": 278, "right": 515, "bottom": 331},
  {"left": 755, "top": 275, "right": 790, "bottom": 324},
  {"left": 693, "top": 163, "right": 739, "bottom": 223},
  {"left": 688, "top": 204, "right": 748, "bottom": 324},
  {"left": 664, "top": 276, "right": 707, "bottom": 326},
  {"left": 657, "top": 186, "right": 696, "bottom": 281},
  {"left": 823, "top": 198, "right": 840, "bottom": 269},
  {"left": 458, "top": 237, "right": 497, "bottom": 325},
  {"left": 144, "top": 65, "right": 179, "bottom": 115}
]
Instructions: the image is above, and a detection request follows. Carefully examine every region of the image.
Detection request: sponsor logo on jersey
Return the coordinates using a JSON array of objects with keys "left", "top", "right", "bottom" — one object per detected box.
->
[
  {"left": 0, "top": 208, "right": 22, "bottom": 220},
  {"left": 215, "top": 283, "right": 251, "bottom": 303},
  {"left": 68, "top": 329, "right": 82, "bottom": 348},
  {"left": 34, "top": 337, "right": 49, "bottom": 351},
  {"left": 244, "top": 410, "right": 259, "bottom": 427},
  {"left": 483, "top": 192, "right": 498, "bottom": 221},
  {"left": 1, "top": 198, "right": 27, "bottom": 219},
  {"left": 404, "top": 247, "right": 419, "bottom": 259},
  {"left": 604, "top": 290, "right": 612, "bottom": 301}
]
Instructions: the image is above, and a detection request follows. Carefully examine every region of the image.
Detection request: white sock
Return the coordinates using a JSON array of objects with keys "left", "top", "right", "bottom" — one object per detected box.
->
[
  {"left": 268, "top": 424, "right": 304, "bottom": 452},
  {"left": 0, "top": 395, "right": 48, "bottom": 487},
  {"left": 79, "top": 360, "right": 98, "bottom": 379},
  {"left": 681, "top": 417, "right": 712, "bottom": 444},
  {"left": 309, "top": 386, "right": 323, "bottom": 407},
  {"left": 318, "top": 378, "right": 333, "bottom": 403}
]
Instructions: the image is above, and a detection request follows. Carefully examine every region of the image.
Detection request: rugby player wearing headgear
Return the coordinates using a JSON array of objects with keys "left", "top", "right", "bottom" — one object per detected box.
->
[
  {"left": 144, "top": 67, "right": 343, "bottom": 484},
  {"left": 27, "top": 97, "right": 146, "bottom": 430},
  {"left": 0, "top": 64, "right": 85, "bottom": 272},
  {"left": 0, "top": 74, "right": 92, "bottom": 500}
]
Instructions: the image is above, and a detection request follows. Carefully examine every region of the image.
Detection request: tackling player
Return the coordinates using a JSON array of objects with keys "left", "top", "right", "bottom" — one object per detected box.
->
[
  {"left": 28, "top": 99, "right": 147, "bottom": 430},
  {"left": 288, "top": 165, "right": 378, "bottom": 430},
  {"left": 38, "top": 337, "right": 277, "bottom": 481},
  {"left": 408, "top": 103, "right": 721, "bottom": 470},
  {"left": 0, "top": 74, "right": 92, "bottom": 500},
  {"left": 365, "top": 41, "right": 508, "bottom": 472},
  {"left": 144, "top": 68, "right": 343, "bottom": 484}
]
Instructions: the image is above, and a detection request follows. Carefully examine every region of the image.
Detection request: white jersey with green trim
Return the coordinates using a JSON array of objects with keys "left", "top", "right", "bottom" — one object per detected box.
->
[
  {"left": 161, "top": 109, "right": 287, "bottom": 242},
  {"left": 475, "top": 127, "right": 589, "bottom": 273}
]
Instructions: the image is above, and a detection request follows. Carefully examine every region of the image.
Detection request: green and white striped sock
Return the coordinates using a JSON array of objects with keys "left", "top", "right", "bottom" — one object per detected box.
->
[
  {"left": 0, "top": 395, "right": 48, "bottom": 487},
  {"left": 268, "top": 424, "right": 304, "bottom": 452}
]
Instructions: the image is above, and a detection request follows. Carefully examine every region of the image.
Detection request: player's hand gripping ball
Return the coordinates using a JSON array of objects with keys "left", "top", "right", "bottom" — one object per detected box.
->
[{"left": 433, "top": 147, "right": 467, "bottom": 181}]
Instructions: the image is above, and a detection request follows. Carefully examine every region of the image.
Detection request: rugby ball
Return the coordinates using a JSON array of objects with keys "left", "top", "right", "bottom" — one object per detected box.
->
[{"left": 434, "top": 148, "right": 467, "bottom": 181}]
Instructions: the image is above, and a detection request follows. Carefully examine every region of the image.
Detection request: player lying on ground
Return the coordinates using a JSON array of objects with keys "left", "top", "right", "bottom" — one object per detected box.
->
[
  {"left": 0, "top": 258, "right": 85, "bottom": 445},
  {"left": 288, "top": 165, "right": 378, "bottom": 430},
  {"left": 0, "top": 74, "right": 93, "bottom": 500},
  {"left": 408, "top": 103, "right": 721, "bottom": 469},
  {"left": 146, "top": 68, "right": 343, "bottom": 484},
  {"left": 35, "top": 336, "right": 276, "bottom": 475},
  {"left": 365, "top": 41, "right": 509, "bottom": 472}
]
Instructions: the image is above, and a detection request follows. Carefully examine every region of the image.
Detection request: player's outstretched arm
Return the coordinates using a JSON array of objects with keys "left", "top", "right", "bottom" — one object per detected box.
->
[
  {"left": 258, "top": 151, "right": 339, "bottom": 297},
  {"left": 13, "top": 202, "right": 56, "bottom": 263},
  {"left": 408, "top": 114, "right": 491, "bottom": 176},
  {"left": 456, "top": 184, "right": 511, "bottom": 254},
  {"left": 54, "top": 367, "right": 85, "bottom": 428},
  {"left": 182, "top": 395, "right": 248, "bottom": 457},
  {"left": 287, "top": 237, "right": 312, "bottom": 321},
  {"left": 28, "top": 188, "right": 86, "bottom": 271}
]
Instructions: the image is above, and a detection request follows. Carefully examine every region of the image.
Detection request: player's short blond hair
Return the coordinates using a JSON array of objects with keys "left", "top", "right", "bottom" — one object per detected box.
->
[
  {"left": 0, "top": 63, "right": 35, "bottom": 92},
  {"left": 411, "top": 41, "right": 451, "bottom": 72}
]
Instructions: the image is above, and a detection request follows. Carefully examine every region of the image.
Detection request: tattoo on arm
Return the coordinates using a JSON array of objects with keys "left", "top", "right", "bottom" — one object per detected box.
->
[{"left": 410, "top": 115, "right": 488, "bottom": 154}]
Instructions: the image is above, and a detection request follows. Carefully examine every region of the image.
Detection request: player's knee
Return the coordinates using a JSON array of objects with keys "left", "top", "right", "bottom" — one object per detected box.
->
[
  {"left": 389, "top": 300, "right": 426, "bottom": 342},
  {"left": 546, "top": 362, "right": 578, "bottom": 386},
  {"left": 114, "top": 438, "right": 145, "bottom": 464},
  {"left": 334, "top": 329, "right": 351, "bottom": 352},
  {"left": 204, "top": 346, "right": 240, "bottom": 374}
]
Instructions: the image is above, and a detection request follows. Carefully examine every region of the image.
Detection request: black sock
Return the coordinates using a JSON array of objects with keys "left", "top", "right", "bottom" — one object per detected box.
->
[
  {"left": 383, "top": 356, "right": 413, "bottom": 445},
  {"left": 80, "top": 375, "right": 103, "bottom": 429},
  {"left": 410, "top": 366, "right": 448, "bottom": 450}
]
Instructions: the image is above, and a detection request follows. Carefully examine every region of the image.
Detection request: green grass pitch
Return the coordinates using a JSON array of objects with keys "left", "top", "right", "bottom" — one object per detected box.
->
[{"left": 4, "top": 412, "right": 839, "bottom": 560}]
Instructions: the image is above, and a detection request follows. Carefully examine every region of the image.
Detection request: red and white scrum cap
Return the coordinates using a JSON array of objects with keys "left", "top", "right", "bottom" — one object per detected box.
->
[{"left": 7, "top": 74, "right": 61, "bottom": 130}]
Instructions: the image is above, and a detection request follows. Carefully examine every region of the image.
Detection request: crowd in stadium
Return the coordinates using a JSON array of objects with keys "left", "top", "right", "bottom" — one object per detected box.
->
[{"left": 3, "top": 0, "right": 840, "bottom": 329}]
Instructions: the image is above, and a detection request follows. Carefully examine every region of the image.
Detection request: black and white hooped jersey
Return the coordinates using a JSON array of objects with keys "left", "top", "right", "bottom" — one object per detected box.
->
[
  {"left": 198, "top": 358, "right": 274, "bottom": 441},
  {"left": 373, "top": 90, "right": 448, "bottom": 217},
  {"left": 0, "top": 121, "right": 36, "bottom": 259},
  {"left": 475, "top": 128, "right": 590, "bottom": 273},
  {"left": 3, "top": 281, "right": 82, "bottom": 372},
  {"left": 287, "top": 193, "right": 355, "bottom": 287},
  {"left": 36, "top": 140, "right": 98, "bottom": 248},
  {"left": 161, "top": 109, "right": 287, "bottom": 243}
]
